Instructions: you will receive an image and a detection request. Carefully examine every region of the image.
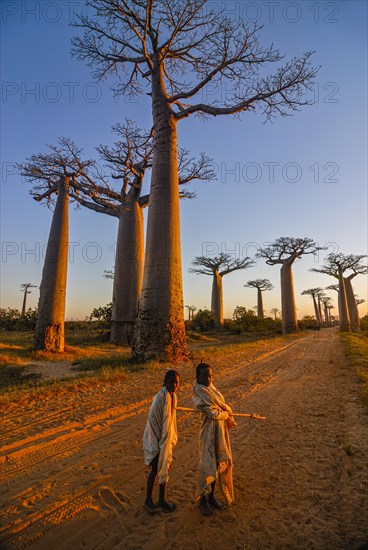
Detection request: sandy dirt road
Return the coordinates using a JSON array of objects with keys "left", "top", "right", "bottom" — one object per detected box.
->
[{"left": 0, "top": 329, "right": 367, "bottom": 550}]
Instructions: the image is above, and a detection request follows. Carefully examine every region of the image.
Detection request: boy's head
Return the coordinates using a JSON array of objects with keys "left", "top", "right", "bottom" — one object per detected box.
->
[
  {"left": 163, "top": 369, "right": 180, "bottom": 394},
  {"left": 196, "top": 362, "right": 212, "bottom": 387}
]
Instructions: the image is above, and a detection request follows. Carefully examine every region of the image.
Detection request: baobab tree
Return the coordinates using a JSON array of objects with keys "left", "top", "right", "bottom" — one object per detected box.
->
[
  {"left": 321, "top": 296, "right": 332, "bottom": 325},
  {"left": 270, "top": 307, "right": 280, "bottom": 320},
  {"left": 326, "top": 284, "right": 340, "bottom": 319},
  {"left": 257, "top": 238, "right": 323, "bottom": 334},
  {"left": 73, "top": 0, "right": 318, "bottom": 360},
  {"left": 244, "top": 279, "right": 273, "bottom": 319},
  {"left": 185, "top": 305, "right": 197, "bottom": 321},
  {"left": 20, "top": 283, "right": 37, "bottom": 317},
  {"left": 19, "top": 139, "right": 94, "bottom": 351},
  {"left": 301, "top": 288, "right": 323, "bottom": 327},
  {"left": 312, "top": 254, "right": 367, "bottom": 332},
  {"left": 190, "top": 253, "right": 254, "bottom": 324},
  {"left": 77, "top": 122, "right": 214, "bottom": 345}
]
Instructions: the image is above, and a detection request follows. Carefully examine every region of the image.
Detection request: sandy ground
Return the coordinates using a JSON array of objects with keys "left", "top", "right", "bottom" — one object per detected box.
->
[{"left": 0, "top": 329, "right": 367, "bottom": 550}]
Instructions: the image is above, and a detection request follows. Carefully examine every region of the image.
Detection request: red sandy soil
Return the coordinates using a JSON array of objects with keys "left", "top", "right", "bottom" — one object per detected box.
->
[{"left": 0, "top": 329, "right": 367, "bottom": 549}]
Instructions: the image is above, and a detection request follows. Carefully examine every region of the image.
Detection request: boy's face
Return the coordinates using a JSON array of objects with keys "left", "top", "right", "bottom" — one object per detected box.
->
[
  {"left": 165, "top": 374, "right": 180, "bottom": 394},
  {"left": 198, "top": 367, "right": 212, "bottom": 387}
]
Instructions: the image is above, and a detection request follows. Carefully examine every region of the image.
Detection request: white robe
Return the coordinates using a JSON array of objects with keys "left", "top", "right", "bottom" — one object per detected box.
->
[
  {"left": 143, "top": 387, "right": 178, "bottom": 484},
  {"left": 193, "top": 382, "right": 235, "bottom": 505}
]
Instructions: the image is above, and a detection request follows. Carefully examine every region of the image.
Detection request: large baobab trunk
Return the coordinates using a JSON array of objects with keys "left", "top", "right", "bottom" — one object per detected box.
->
[
  {"left": 133, "top": 66, "right": 187, "bottom": 361},
  {"left": 211, "top": 272, "right": 223, "bottom": 324},
  {"left": 312, "top": 294, "right": 321, "bottom": 328},
  {"left": 323, "top": 302, "right": 329, "bottom": 325},
  {"left": 34, "top": 177, "right": 69, "bottom": 351},
  {"left": 337, "top": 271, "right": 351, "bottom": 332},
  {"left": 280, "top": 262, "right": 298, "bottom": 334},
  {"left": 344, "top": 277, "right": 360, "bottom": 333},
  {"left": 111, "top": 199, "right": 144, "bottom": 345},
  {"left": 257, "top": 288, "right": 264, "bottom": 319}
]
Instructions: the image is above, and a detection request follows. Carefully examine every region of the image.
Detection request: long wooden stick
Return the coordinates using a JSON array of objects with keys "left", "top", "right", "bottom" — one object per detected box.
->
[{"left": 175, "top": 406, "right": 266, "bottom": 420}]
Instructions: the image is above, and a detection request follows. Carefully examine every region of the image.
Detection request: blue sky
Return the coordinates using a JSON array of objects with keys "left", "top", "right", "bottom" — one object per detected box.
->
[{"left": 1, "top": 0, "right": 367, "bottom": 320}]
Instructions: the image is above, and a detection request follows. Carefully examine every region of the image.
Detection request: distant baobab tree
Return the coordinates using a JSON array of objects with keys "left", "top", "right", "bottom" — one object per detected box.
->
[
  {"left": 312, "top": 253, "right": 367, "bottom": 332},
  {"left": 244, "top": 279, "right": 273, "bottom": 319},
  {"left": 257, "top": 237, "right": 323, "bottom": 334},
  {"left": 185, "top": 305, "right": 197, "bottom": 321},
  {"left": 20, "top": 283, "right": 37, "bottom": 317},
  {"left": 301, "top": 288, "right": 324, "bottom": 327},
  {"left": 356, "top": 298, "right": 365, "bottom": 307},
  {"left": 19, "top": 138, "right": 94, "bottom": 351},
  {"left": 73, "top": 0, "right": 318, "bottom": 361},
  {"left": 270, "top": 307, "right": 280, "bottom": 320},
  {"left": 321, "top": 296, "right": 333, "bottom": 325},
  {"left": 190, "top": 253, "right": 254, "bottom": 325}
]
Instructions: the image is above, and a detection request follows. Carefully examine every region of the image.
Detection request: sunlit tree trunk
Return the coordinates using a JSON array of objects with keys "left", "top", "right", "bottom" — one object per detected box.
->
[
  {"left": 211, "top": 271, "right": 223, "bottom": 325},
  {"left": 312, "top": 294, "right": 320, "bottom": 328},
  {"left": 257, "top": 288, "right": 264, "bottom": 319},
  {"left": 111, "top": 194, "right": 144, "bottom": 345},
  {"left": 338, "top": 270, "right": 351, "bottom": 332},
  {"left": 344, "top": 277, "right": 360, "bottom": 333},
  {"left": 317, "top": 295, "right": 323, "bottom": 324},
  {"left": 323, "top": 302, "right": 329, "bottom": 325},
  {"left": 280, "top": 261, "right": 298, "bottom": 334},
  {"left": 133, "top": 64, "right": 187, "bottom": 361},
  {"left": 34, "top": 177, "right": 69, "bottom": 351}
]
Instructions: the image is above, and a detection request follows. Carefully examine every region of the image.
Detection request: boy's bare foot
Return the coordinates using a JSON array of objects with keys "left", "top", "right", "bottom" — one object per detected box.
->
[
  {"left": 144, "top": 500, "right": 161, "bottom": 514},
  {"left": 158, "top": 499, "right": 176, "bottom": 513},
  {"left": 208, "top": 495, "right": 226, "bottom": 511},
  {"left": 198, "top": 496, "right": 214, "bottom": 517}
]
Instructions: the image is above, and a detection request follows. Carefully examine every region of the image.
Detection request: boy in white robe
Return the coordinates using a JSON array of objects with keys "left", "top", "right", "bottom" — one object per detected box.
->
[
  {"left": 143, "top": 370, "right": 180, "bottom": 514},
  {"left": 193, "top": 362, "right": 236, "bottom": 516}
]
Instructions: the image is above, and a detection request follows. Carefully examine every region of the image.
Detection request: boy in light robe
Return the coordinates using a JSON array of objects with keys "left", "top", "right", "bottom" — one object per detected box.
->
[
  {"left": 143, "top": 370, "right": 180, "bottom": 514},
  {"left": 193, "top": 362, "right": 236, "bottom": 517}
]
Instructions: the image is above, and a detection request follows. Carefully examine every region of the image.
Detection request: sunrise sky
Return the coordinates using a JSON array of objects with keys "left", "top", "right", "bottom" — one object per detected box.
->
[{"left": 1, "top": 0, "right": 367, "bottom": 320}]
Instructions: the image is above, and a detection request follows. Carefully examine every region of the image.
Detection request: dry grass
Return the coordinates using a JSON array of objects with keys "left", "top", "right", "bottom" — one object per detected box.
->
[{"left": 340, "top": 332, "right": 368, "bottom": 407}]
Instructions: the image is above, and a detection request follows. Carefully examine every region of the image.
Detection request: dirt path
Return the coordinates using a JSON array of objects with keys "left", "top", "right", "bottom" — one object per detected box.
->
[{"left": 1, "top": 329, "right": 367, "bottom": 550}]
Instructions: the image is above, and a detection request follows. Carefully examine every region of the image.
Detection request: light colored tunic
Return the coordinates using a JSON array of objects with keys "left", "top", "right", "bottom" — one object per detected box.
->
[
  {"left": 143, "top": 387, "right": 178, "bottom": 484},
  {"left": 193, "top": 382, "right": 235, "bottom": 505}
]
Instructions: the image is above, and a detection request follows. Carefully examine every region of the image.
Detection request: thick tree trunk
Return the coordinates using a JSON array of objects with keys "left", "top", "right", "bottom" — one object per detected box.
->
[
  {"left": 34, "top": 177, "right": 69, "bottom": 351},
  {"left": 338, "top": 271, "right": 351, "bottom": 332},
  {"left": 317, "top": 295, "right": 323, "bottom": 324},
  {"left": 111, "top": 196, "right": 144, "bottom": 345},
  {"left": 323, "top": 302, "right": 329, "bottom": 325},
  {"left": 211, "top": 272, "right": 223, "bottom": 324},
  {"left": 280, "top": 262, "right": 298, "bottom": 334},
  {"left": 21, "top": 291, "right": 27, "bottom": 317},
  {"left": 257, "top": 288, "right": 264, "bottom": 318},
  {"left": 312, "top": 294, "right": 320, "bottom": 327},
  {"left": 133, "top": 65, "right": 188, "bottom": 361},
  {"left": 344, "top": 277, "right": 360, "bottom": 333}
]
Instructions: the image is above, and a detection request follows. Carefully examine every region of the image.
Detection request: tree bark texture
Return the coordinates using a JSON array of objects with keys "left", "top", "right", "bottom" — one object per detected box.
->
[
  {"left": 133, "top": 66, "right": 188, "bottom": 361},
  {"left": 280, "top": 262, "right": 298, "bottom": 334},
  {"left": 34, "top": 177, "right": 69, "bottom": 351},
  {"left": 111, "top": 197, "right": 144, "bottom": 345}
]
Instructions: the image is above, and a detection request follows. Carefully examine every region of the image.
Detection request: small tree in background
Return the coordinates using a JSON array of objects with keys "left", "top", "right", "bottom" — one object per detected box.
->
[
  {"left": 257, "top": 237, "right": 323, "bottom": 334},
  {"left": 244, "top": 279, "right": 273, "bottom": 319},
  {"left": 190, "top": 253, "right": 254, "bottom": 324},
  {"left": 20, "top": 283, "right": 37, "bottom": 317},
  {"left": 301, "top": 288, "right": 323, "bottom": 327}
]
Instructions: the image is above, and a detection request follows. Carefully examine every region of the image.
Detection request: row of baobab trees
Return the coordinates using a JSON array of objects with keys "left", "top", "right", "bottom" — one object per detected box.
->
[
  {"left": 16, "top": 0, "right": 366, "bottom": 361},
  {"left": 186, "top": 249, "right": 366, "bottom": 332}
]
